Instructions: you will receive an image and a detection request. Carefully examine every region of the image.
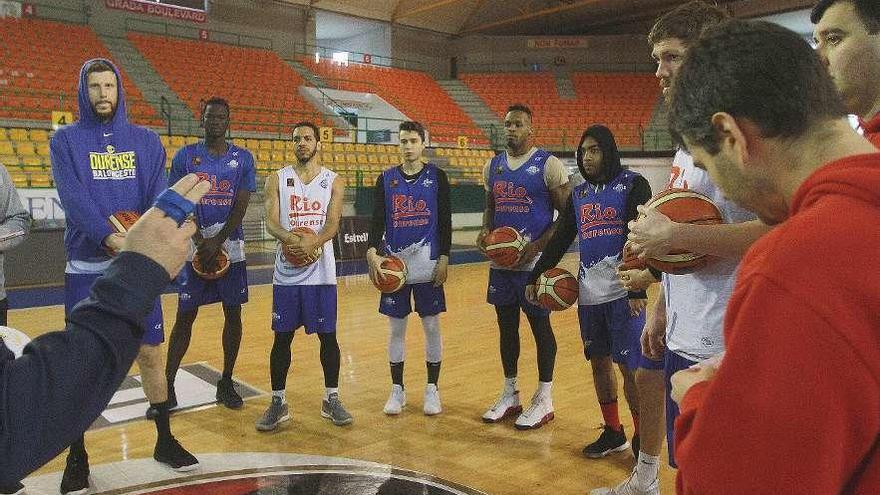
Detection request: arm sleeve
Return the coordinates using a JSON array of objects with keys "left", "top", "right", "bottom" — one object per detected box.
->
[
  {"left": 367, "top": 174, "right": 386, "bottom": 253},
  {"left": 49, "top": 134, "right": 114, "bottom": 246},
  {"left": 0, "top": 252, "right": 171, "bottom": 484},
  {"left": 528, "top": 197, "right": 577, "bottom": 284},
  {"left": 625, "top": 175, "right": 653, "bottom": 299},
  {"left": 437, "top": 168, "right": 452, "bottom": 257},
  {"left": 0, "top": 165, "right": 30, "bottom": 252},
  {"left": 674, "top": 276, "right": 880, "bottom": 494}
]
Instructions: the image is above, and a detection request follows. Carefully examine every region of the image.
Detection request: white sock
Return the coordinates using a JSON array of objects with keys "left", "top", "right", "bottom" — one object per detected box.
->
[
  {"left": 538, "top": 380, "right": 552, "bottom": 397},
  {"left": 635, "top": 452, "right": 660, "bottom": 488},
  {"left": 504, "top": 376, "right": 518, "bottom": 395},
  {"left": 325, "top": 387, "right": 338, "bottom": 400},
  {"left": 272, "top": 389, "right": 286, "bottom": 404}
]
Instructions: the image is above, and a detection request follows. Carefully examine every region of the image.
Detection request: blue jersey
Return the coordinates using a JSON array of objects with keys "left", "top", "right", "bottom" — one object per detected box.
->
[
  {"left": 572, "top": 169, "right": 639, "bottom": 305},
  {"left": 489, "top": 149, "right": 554, "bottom": 271},
  {"left": 169, "top": 142, "right": 256, "bottom": 263},
  {"left": 383, "top": 164, "right": 441, "bottom": 284},
  {"left": 50, "top": 58, "right": 167, "bottom": 266}
]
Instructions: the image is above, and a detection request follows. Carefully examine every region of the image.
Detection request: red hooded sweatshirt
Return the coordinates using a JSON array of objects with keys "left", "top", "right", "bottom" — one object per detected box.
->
[
  {"left": 861, "top": 114, "right": 880, "bottom": 148},
  {"left": 675, "top": 154, "right": 880, "bottom": 494}
]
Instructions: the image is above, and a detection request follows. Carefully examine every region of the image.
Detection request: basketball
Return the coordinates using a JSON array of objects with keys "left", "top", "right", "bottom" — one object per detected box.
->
[
  {"left": 535, "top": 267, "right": 579, "bottom": 311},
  {"left": 484, "top": 226, "right": 527, "bottom": 267},
  {"left": 283, "top": 226, "right": 324, "bottom": 267},
  {"left": 192, "top": 248, "right": 231, "bottom": 280},
  {"left": 108, "top": 211, "right": 140, "bottom": 233},
  {"left": 371, "top": 255, "right": 407, "bottom": 293},
  {"left": 619, "top": 241, "right": 647, "bottom": 271},
  {"left": 643, "top": 188, "right": 724, "bottom": 274}
]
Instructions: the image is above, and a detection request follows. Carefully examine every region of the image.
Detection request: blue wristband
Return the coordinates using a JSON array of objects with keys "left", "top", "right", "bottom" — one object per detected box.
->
[{"left": 153, "top": 188, "right": 195, "bottom": 226}]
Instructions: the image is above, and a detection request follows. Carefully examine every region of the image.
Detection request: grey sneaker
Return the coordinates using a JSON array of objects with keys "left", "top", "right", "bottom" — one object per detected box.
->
[
  {"left": 255, "top": 397, "right": 290, "bottom": 432},
  {"left": 321, "top": 393, "right": 353, "bottom": 426}
]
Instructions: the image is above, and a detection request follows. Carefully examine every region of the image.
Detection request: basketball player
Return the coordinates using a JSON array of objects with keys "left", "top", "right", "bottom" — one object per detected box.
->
[
  {"left": 812, "top": 0, "right": 880, "bottom": 146},
  {"left": 0, "top": 175, "right": 210, "bottom": 493},
  {"left": 667, "top": 19, "right": 879, "bottom": 493},
  {"left": 0, "top": 164, "right": 29, "bottom": 327},
  {"left": 526, "top": 125, "right": 651, "bottom": 458},
  {"left": 594, "top": 3, "right": 769, "bottom": 493},
  {"left": 255, "top": 121, "right": 352, "bottom": 431},
  {"left": 477, "top": 104, "right": 570, "bottom": 429},
  {"left": 366, "top": 121, "right": 451, "bottom": 416},
  {"left": 165, "top": 97, "right": 256, "bottom": 410},
  {"left": 50, "top": 59, "right": 198, "bottom": 494}
]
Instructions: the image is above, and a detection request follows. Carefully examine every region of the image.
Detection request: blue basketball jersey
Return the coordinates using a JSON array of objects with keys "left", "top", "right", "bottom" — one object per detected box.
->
[
  {"left": 383, "top": 164, "right": 440, "bottom": 284},
  {"left": 572, "top": 169, "right": 639, "bottom": 305},
  {"left": 489, "top": 149, "right": 554, "bottom": 271},
  {"left": 170, "top": 142, "right": 256, "bottom": 263}
]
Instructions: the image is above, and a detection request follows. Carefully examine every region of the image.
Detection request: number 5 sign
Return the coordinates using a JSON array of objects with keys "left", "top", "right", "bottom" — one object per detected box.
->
[{"left": 319, "top": 127, "right": 334, "bottom": 143}]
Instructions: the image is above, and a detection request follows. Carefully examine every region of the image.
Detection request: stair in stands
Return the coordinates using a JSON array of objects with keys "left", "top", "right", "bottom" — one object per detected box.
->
[{"left": 435, "top": 79, "right": 503, "bottom": 148}]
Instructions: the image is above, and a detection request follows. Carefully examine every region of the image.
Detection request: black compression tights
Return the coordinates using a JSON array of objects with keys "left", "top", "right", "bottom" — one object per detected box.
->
[
  {"left": 495, "top": 304, "right": 557, "bottom": 382},
  {"left": 269, "top": 331, "right": 341, "bottom": 390}
]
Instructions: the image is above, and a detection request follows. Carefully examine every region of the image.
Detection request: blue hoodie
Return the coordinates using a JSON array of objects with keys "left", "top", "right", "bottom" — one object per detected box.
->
[{"left": 50, "top": 59, "right": 167, "bottom": 263}]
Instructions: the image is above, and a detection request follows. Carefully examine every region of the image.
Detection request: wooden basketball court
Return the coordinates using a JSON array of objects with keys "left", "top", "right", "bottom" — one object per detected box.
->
[{"left": 11, "top": 255, "right": 672, "bottom": 494}]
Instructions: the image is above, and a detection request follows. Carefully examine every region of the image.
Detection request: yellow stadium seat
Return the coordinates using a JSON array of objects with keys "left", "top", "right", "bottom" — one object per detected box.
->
[
  {"left": 232, "top": 138, "right": 247, "bottom": 148},
  {"left": 29, "top": 129, "right": 49, "bottom": 142},
  {"left": 321, "top": 152, "right": 333, "bottom": 163},
  {"left": 0, "top": 142, "right": 14, "bottom": 155},
  {"left": 21, "top": 156, "right": 42, "bottom": 167},
  {"left": 434, "top": 148, "right": 446, "bottom": 156},
  {"left": 170, "top": 136, "right": 186, "bottom": 147},
  {"left": 331, "top": 142, "right": 344, "bottom": 152},
  {"left": 345, "top": 153, "right": 357, "bottom": 165},
  {"left": 36, "top": 143, "right": 51, "bottom": 157},
  {"left": 185, "top": 136, "right": 199, "bottom": 145},
  {"left": 16, "top": 142, "right": 36, "bottom": 156},
  {"left": 356, "top": 154, "right": 368, "bottom": 164},
  {"left": 257, "top": 150, "right": 271, "bottom": 162},
  {"left": 29, "top": 171, "right": 51, "bottom": 188},
  {"left": 367, "top": 154, "right": 378, "bottom": 164},
  {"left": 10, "top": 173, "right": 28, "bottom": 188},
  {"left": 343, "top": 143, "right": 355, "bottom": 152},
  {"left": 245, "top": 139, "right": 260, "bottom": 150},
  {"left": 365, "top": 144, "right": 376, "bottom": 153},
  {"left": 285, "top": 151, "right": 297, "bottom": 162},
  {"left": 160, "top": 135, "right": 172, "bottom": 147},
  {"left": 271, "top": 151, "right": 285, "bottom": 163},
  {"left": 379, "top": 154, "right": 390, "bottom": 164},
  {"left": 285, "top": 140, "right": 296, "bottom": 150},
  {"left": 259, "top": 140, "right": 272, "bottom": 150},
  {"left": 273, "top": 140, "right": 285, "bottom": 151},
  {"left": 0, "top": 129, "right": 8, "bottom": 141},
  {"left": 8, "top": 129, "right": 28, "bottom": 142},
  {"left": 333, "top": 153, "right": 345, "bottom": 164},
  {"left": 354, "top": 144, "right": 366, "bottom": 152}
]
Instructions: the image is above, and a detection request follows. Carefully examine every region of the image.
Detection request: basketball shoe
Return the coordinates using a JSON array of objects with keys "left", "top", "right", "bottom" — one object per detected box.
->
[
  {"left": 154, "top": 436, "right": 199, "bottom": 472},
  {"left": 383, "top": 384, "right": 406, "bottom": 415},
  {"left": 589, "top": 469, "right": 660, "bottom": 495},
  {"left": 216, "top": 378, "right": 243, "bottom": 409},
  {"left": 514, "top": 390, "right": 554, "bottom": 429},
  {"left": 321, "top": 393, "right": 353, "bottom": 426},
  {"left": 59, "top": 451, "right": 89, "bottom": 495},
  {"left": 482, "top": 389, "right": 522, "bottom": 422},
  {"left": 255, "top": 396, "right": 290, "bottom": 431},
  {"left": 423, "top": 384, "right": 442, "bottom": 416},
  {"left": 583, "top": 425, "right": 630, "bottom": 458}
]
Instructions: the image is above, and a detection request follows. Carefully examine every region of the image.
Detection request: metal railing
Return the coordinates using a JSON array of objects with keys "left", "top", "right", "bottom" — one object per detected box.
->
[
  {"left": 125, "top": 18, "right": 273, "bottom": 50},
  {"left": 293, "top": 43, "right": 426, "bottom": 71}
]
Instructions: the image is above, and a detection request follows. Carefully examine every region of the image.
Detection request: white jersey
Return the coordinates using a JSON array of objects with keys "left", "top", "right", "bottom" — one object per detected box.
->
[
  {"left": 663, "top": 150, "right": 757, "bottom": 361},
  {"left": 273, "top": 166, "right": 337, "bottom": 286}
]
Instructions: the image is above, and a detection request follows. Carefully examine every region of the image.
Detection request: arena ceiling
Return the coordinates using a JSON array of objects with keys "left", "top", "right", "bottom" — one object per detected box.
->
[{"left": 281, "top": 0, "right": 815, "bottom": 36}]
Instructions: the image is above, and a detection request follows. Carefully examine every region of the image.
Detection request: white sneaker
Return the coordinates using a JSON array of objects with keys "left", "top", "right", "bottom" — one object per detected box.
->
[
  {"left": 514, "top": 390, "right": 554, "bottom": 430},
  {"left": 383, "top": 384, "right": 406, "bottom": 415},
  {"left": 423, "top": 384, "right": 442, "bottom": 416},
  {"left": 481, "top": 389, "right": 522, "bottom": 423},
  {"left": 589, "top": 469, "right": 660, "bottom": 495}
]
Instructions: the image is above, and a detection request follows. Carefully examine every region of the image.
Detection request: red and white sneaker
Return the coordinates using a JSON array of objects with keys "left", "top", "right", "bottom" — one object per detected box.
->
[
  {"left": 481, "top": 390, "right": 522, "bottom": 423},
  {"left": 514, "top": 390, "right": 554, "bottom": 429}
]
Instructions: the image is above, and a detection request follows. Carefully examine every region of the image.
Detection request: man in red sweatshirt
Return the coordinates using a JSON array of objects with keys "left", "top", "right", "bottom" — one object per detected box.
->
[
  {"left": 812, "top": 0, "right": 880, "bottom": 146},
  {"left": 666, "top": 20, "right": 880, "bottom": 494}
]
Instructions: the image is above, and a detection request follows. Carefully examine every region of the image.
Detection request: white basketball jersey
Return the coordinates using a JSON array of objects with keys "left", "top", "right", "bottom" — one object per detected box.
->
[
  {"left": 273, "top": 166, "right": 337, "bottom": 286},
  {"left": 663, "top": 150, "right": 757, "bottom": 361}
]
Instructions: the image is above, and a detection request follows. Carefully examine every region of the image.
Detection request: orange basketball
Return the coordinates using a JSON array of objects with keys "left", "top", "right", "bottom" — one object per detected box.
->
[
  {"left": 371, "top": 255, "right": 407, "bottom": 293},
  {"left": 643, "top": 188, "right": 724, "bottom": 274},
  {"left": 535, "top": 267, "right": 579, "bottom": 311},
  {"left": 192, "top": 248, "right": 231, "bottom": 280},
  {"left": 619, "top": 241, "right": 647, "bottom": 271},
  {"left": 484, "top": 226, "right": 527, "bottom": 267},
  {"left": 283, "top": 226, "right": 323, "bottom": 267},
  {"left": 108, "top": 211, "right": 140, "bottom": 234}
]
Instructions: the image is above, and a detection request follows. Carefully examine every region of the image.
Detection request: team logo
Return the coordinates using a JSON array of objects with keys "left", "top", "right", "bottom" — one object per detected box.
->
[
  {"left": 272, "top": 312, "right": 281, "bottom": 321},
  {"left": 180, "top": 293, "right": 191, "bottom": 301},
  {"left": 488, "top": 285, "right": 497, "bottom": 294},
  {"left": 391, "top": 179, "right": 399, "bottom": 188},
  {"left": 287, "top": 178, "right": 295, "bottom": 187},
  {"left": 228, "top": 159, "right": 239, "bottom": 169},
  {"left": 701, "top": 336, "right": 714, "bottom": 347},
  {"left": 383, "top": 297, "right": 396, "bottom": 306},
  {"left": 106, "top": 144, "right": 115, "bottom": 154},
  {"left": 422, "top": 178, "right": 433, "bottom": 188},
  {"left": 579, "top": 188, "right": 588, "bottom": 198},
  {"left": 240, "top": 288, "right": 247, "bottom": 294},
  {"left": 526, "top": 165, "right": 540, "bottom": 175},
  {"left": 613, "top": 183, "right": 626, "bottom": 193},
  {"left": 192, "top": 156, "right": 201, "bottom": 167},
  {"left": 317, "top": 317, "right": 325, "bottom": 323},
  {"left": 320, "top": 177, "right": 328, "bottom": 189},
  {"left": 495, "top": 166, "right": 504, "bottom": 175},
  {"left": 154, "top": 324, "right": 162, "bottom": 330}
]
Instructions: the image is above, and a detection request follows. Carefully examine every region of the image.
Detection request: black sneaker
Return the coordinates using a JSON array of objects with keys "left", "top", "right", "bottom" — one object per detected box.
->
[
  {"left": 0, "top": 482, "right": 25, "bottom": 495},
  {"left": 154, "top": 436, "right": 199, "bottom": 472},
  {"left": 582, "top": 425, "right": 630, "bottom": 458},
  {"left": 60, "top": 452, "right": 90, "bottom": 494},
  {"left": 216, "top": 378, "right": 243, "bottom": 409},
  {"left": 632, "top": 434, "right": 640, "bottom": 461}
]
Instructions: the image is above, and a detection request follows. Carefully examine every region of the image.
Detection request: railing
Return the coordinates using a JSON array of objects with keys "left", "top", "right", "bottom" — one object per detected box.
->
[
  {"left": 125, "top": 18, "right": 273, "bottom": 50},
  {"left": 293, "top": 43, "right": 426, "bottom": 72},
  {"left": 458, "top": 61, "right": 656, "bottom": 74}
]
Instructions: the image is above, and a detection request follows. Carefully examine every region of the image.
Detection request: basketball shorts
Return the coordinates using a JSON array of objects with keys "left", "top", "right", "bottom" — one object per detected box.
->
[
  {"left": 487, "top": 268, "right": 549, "bottom": 318},
  {"left": 665, "top": 349, "right": 699, "bottom": 468},
  {"left": 379, "top": 282, "right": 446, "bottom": 318},
  {"left": 176, "top": 261, "right": 248, "bottom": 312},
  {"left": 64, "top": 272, "right": 165, "bottom": 345},
  {"left": 578, "top": 298, "right": 645, "bottom": 370},
  {"left": 272, "top": 284, "right": 337, "bottom": 335}
]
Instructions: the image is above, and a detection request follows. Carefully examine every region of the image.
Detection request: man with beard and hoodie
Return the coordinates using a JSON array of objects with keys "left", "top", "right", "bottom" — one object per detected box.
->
[
  {"left": 526, "top": 125, "right": 652, "bottom": 461},
  {"left": 667, "top": 20, "right": 880, "bottom": 493},
  {"left": 50, "top": 59, "right": 199, "bottom": 494}
]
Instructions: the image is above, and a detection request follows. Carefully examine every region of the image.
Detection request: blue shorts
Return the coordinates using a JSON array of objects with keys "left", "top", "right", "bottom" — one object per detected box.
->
[
  {"left": 578, "top": 298, "right": 645, "bottom": 370},
  {"left": 177, "top": 261, "right": 248, "bottom": 312},
  {"left": 65, "top": 272, "right": 165, "bottom": 345},
  {"left": 665, "top": 350, "right": 698, "bottom": 468},
  {"left": 379, "top": 282, "right": 446, "bottom": 318},
  {"left": 272, "top": 284, "right": 337, "bottom": 334},
  {"left": 487, "top": 268, "right": 549, "bottom": 318}
]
